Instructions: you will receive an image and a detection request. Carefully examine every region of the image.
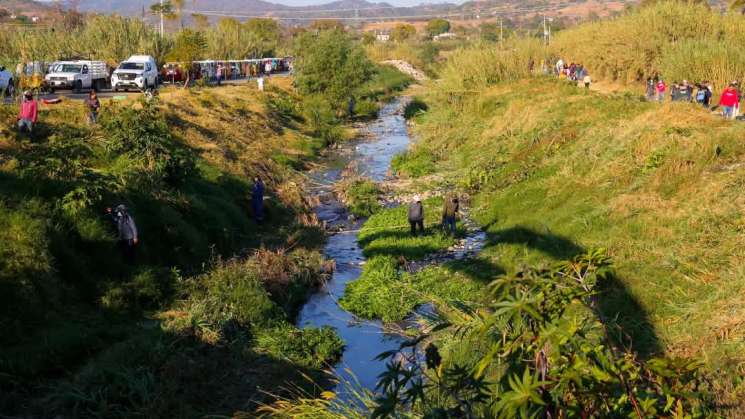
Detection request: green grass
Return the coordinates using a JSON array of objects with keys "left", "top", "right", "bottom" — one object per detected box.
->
[
  {"left": 404, "top": 76, "right": 745, "bottom": 411},
  {"left": 338, "top": 178, "right": 382, "bottom": 218},
  {"left": 391, "top": 148, "right": 438, "bottom": 178},
  {"left": 0, "top": 83, "right": 341, "bottom": 417},
  {"left": 339, "top": 198, "right": 479, "bottom": 322},
  {"left": 357, "top": 197, "right": 457, "bottom": 260},
  {"left": 339, "top": 256, "right": 488, "bottom": 322}
]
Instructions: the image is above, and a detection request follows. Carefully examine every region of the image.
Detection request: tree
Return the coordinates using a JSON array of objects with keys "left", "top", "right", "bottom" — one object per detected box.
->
[
  {"left": 150, "top": 0, "right": 175, "bottom": 32},
  {"left": 172, "top": 0, "right": 186, "bottom": 28},
  {"left": 361, "top": 31, "right": 376, "bottom": 45},
  {"left": 244, "top": 18, "right": 281, "bottom": 56},
  {"left": 731, "top": 0, "right": 745, "bottom": 13},
  {"left": 479, "top": 22, "right": 499, "bottom": 42},
  {"left": 309, "top": 20, "right": 345, "bottom": 32},
  {"left": 425, "top": 18, "right": 450, "bottom": 37},
  {"left": 390, "top": 23, "right": 416, "bottom": 42},
  {"left": 293, "top": 29, "right": 372, "bottom": 114},
  {"left": 167, "top": 29, "right": 206, "bottom": 87},
  {"left": 191, "top": 13, "right": 209, "bottom": 30}
]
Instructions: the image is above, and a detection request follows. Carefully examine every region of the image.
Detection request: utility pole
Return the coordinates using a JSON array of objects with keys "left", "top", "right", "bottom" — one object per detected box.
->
[
  {"left": 500, "top": 17, "right": 503, "bottom": 44},
  {"left": 160, "top": 0, "right": 164, "bottom": 37}
]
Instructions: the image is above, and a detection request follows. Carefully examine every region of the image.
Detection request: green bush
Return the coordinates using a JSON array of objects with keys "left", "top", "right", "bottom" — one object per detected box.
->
[
  {"left": 179, "top": 259, "right": 282, "bottom": 338},
  {"left": 340, "top": 256, "right": 415, "bottom": 322},
  {"left": 341, "top": 178, "right": 381, "bottom": 218},
  {"left": 100, "top": 98, "right": 196, "bottom": 189},
  {"left": 101, "top": 267, "right": 177, "bottom": 312},
  {"left": 391, "top": 148, "right": 437, "bottom": 177},
  {"left": 294, "top": 29, "right": 373, "bottom": 112},
  {"left": 340, "top": 257, "right": 483, "bottom": 322},
  {"left": 256, "top": 324, "right": 344, "bottom": 368},
  {"left": 403, "top": 97, "right": 428, "bottom": 120},
  {"left": 302, "top": 94, "right": 344, "bottom": 145},
  {"left": 0, "top": 200, "right": 56, "bottom": 334}
]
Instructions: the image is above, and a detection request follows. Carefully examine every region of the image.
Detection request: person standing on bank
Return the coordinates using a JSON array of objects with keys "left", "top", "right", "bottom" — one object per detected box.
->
[
  {"left": 442, "top": 194, "right": 459, "bottom": 236},
  {"left": 85, "top": 90, "right": 100, "bottom": 124},
  {"left": 17, "top": 91, "right": 38, "bottom": 134},
  {"left": 408, "top": 195, "right": 425, "bottom": 236},
  {"left": 107, "top": 204, "right": 138, "bottom": 265},
  {"left": 252, "top": 177, "right": 265, "bottom": 223}
]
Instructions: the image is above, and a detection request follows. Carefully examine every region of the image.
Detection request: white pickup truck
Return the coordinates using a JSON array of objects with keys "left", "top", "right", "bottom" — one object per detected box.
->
[
  {"left": 44, "top": 60, "right": 109, "bottom": 92},
  {"left": 111, "top": 55, "right": 159, "bottom": 92}
]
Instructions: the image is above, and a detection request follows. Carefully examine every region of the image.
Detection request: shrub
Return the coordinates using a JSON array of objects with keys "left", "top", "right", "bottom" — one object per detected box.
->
[
  {"left": 177, "top": 258, "right": 282, "bottom": 342},
  {"left": 339, "top": 256, "right": 415, "bottom": 322},
  {"left": 302, "top": 95, "right": 344, "bottom": 145},
  {"left": 403, "top": 97, "right": 428, "bottom": 119},
  {"left": 338, "top": 178, "right": 381, "bottom": 218},
  {"left": 255, "top": 324, "right": 344, "bottom": 368},
  {"left": 99, "top": 98, "right": 196, "bottom": 189},
  {"left": 100, "top": 267, "right": 178, "bottom": 312},
  {"left": 391, "top": 148, "right": 437, "bottom": 177},
  {"left": 294, "top": 29, "right": 373, "bottom": 112},
  {"left": 0, "top": 200, "right": 55, "bottom": 329}
]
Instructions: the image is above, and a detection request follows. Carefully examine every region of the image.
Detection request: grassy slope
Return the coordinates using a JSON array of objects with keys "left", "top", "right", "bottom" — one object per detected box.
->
[
  {"left": 405, "top": 78, "right": 745, "bottom": 397},
  {"left": 0, "top": 80, "right": 342, "bottom": 417}
]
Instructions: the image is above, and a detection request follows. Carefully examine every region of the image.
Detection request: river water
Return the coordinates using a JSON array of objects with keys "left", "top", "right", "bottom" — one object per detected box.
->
[
  {"left": 297, "top": 99, "right": 412, "bottom": 397},
  {"left": 298, "top": 97, "right": 486, "bottom": 402}
]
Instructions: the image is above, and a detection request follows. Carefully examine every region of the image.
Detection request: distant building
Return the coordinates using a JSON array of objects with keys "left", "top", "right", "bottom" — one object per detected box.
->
[
  {"left": 375, "top": 31, "right": 390, "bottom": 42},
  {"left": 433, "top": 32, "right": 457, "bottom": 41}
]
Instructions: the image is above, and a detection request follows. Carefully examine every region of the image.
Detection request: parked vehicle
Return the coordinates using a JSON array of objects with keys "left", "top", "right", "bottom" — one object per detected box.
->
[
  {"left": 44, "top": 60, "right": 109, "bottom": 93},
  {"left": 111, "top": 55, "right": 158, "bottom": 92},
  {"left": 0, "top": 66, "right": 14, "bottom": 96},
  {"left": 161, "top": 63, "right": 185, "bottom": 84}
]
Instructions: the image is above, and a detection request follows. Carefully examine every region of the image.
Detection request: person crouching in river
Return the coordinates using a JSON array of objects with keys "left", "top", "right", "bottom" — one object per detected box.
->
[
  {"left": 408, "top": 195, "right": 425, "bottom": 237},
  {"left": 442, "top": 194, "right": 459, "bottom": 236}
]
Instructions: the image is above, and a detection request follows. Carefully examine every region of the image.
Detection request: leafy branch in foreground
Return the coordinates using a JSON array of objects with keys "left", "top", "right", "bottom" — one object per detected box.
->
[{"left": 372, "top": 250, "right": 716, "bottom": 418}]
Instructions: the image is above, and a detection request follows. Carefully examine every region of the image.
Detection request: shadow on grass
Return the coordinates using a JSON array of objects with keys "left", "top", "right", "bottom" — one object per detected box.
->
[
  {"left": 0, "top": 319, "right": 331, "bottom": 418},
  {"left": 359, "top": 227, "right": 458, "bottom": 261},
  {"left": 446, "top": 224, "right": 663, "bottom": 358}
]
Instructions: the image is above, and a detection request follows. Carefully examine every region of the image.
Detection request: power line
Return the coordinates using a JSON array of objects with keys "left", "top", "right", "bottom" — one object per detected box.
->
[{"left": 182, "top": 4, "right": 531, "bottom": 21}]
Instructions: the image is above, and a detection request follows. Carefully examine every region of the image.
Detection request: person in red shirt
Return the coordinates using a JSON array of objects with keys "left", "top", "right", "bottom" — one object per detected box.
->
[
  {"left": 656, "top": 80, "right": 667, "bottom": 103},
  {"left": 719, "top": 83, "right": 740, "bottom": 120},
  {"left": 17, "top": 91, "right": 38, "bottom": 133}
]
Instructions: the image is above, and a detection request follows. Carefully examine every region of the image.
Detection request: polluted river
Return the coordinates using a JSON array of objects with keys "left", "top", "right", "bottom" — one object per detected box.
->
[{"left": 297, "top": 97, "right": 486, "bottom": 400}]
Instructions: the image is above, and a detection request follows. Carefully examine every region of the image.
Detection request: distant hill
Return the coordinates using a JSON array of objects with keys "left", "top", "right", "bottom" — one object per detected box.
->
[
  {"left": 62, "top": 0, "right": 706, "bottom": 24},
  {"left": 1, "top": 0, "right": 52, "bottom": 15}
]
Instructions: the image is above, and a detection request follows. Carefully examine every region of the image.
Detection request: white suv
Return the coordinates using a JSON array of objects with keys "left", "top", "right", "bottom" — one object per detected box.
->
[{"left": 111, "top": 55, "right": 159, "bottom": 91}]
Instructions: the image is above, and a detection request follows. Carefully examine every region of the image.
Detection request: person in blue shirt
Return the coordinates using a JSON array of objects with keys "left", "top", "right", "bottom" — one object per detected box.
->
[{"left": 252, "top": 177, "right": 265, "bottom": 223}]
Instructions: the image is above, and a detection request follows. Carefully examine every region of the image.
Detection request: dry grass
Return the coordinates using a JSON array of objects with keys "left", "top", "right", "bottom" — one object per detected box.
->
[{"left": 551, "top": 1, "right": 745, "bottom": 89}]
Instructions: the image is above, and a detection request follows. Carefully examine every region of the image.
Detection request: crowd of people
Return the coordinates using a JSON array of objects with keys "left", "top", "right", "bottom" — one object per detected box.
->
[
  {"left": 646, "top": 77, "right": 742, "bottom": 119},
  {"left": 552, "top": 59, "right": 592, "bottom": 89}
]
